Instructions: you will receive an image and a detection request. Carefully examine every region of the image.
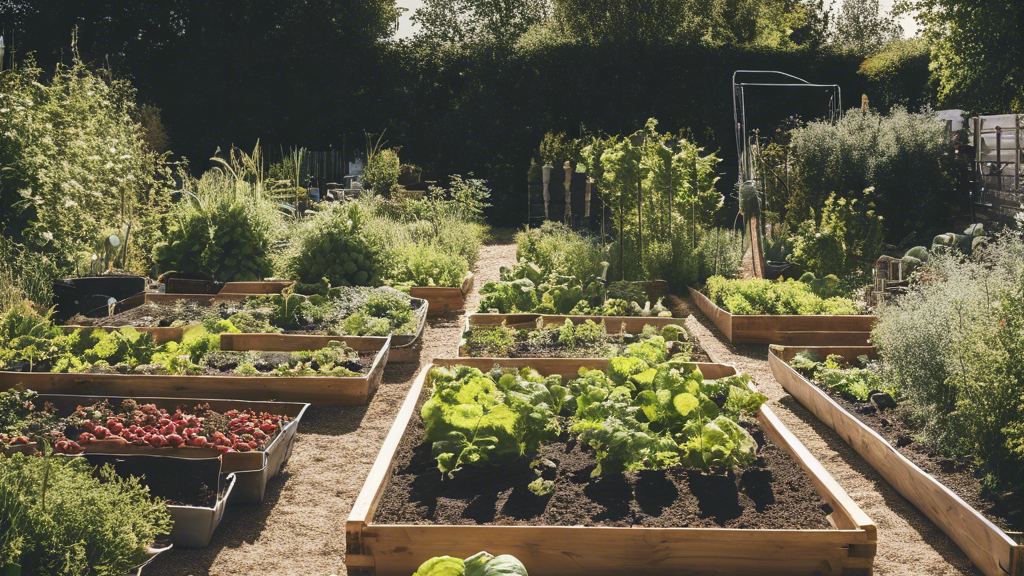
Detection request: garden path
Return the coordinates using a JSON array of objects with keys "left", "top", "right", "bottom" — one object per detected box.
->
[
  {"left": 145, "top": 231, "right": 517, "bottom": 576},
  {"left": 673, "top": 296, "right": 983, "bottom": 576}
]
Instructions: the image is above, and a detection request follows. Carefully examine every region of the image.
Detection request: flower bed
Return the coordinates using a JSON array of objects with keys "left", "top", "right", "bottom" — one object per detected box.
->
[
  {"left": 346, "top": 358, "right": 876, "bottom": 576},
  {"left": 688, "top": 286, "right": 874, "bottom": 345},
  {"left": 769, "top": 346, "right": 1024, "bottom": 576}
]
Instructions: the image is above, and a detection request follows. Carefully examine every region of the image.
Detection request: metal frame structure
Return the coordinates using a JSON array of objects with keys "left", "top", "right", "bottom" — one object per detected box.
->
[{"left": 732, "top": 70, "right": 842, "bottom": 185}]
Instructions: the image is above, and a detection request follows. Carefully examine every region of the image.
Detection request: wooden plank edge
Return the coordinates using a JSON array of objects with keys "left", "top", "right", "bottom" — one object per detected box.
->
[
  {"left": 768, "top": 351, "right": 1017, "bottom": 576},
  {"left": 757, "top": 403, "right": 876, "bottom": 540},
  {"left": 346, "top": 363, "right": 431, "bottom": 555},
  {"left": 768, "top": 345, "right": 879, "bottom": 363}
]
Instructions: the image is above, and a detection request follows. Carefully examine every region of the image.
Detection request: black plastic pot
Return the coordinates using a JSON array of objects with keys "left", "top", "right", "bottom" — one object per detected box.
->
[{"left": 52, "top": 275, "right": 146, "bottom": 322}]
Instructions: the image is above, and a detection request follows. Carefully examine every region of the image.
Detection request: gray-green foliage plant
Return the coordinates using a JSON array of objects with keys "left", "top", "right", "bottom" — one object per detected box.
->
[
  {"left": 0, "top": 57, "right": 175, "bottom": 276},
  {"left": 786, "top": 107, "right": 955, "bottom": 241},
  {"left": 0, "top": 453, "right": 172, "bottom": 576},
  {"left": 873, "top": 234, "right": 1024, "bottom": 487}
]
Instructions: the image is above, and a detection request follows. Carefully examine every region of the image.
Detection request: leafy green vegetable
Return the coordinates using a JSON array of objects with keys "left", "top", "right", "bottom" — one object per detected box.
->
[
  {"left": 465, "top": 552, "right": 529, "bottom": 576},
  {"left": 570, "top": 360, "right": 765, "bottom": 475},
  {"left": 411, "top": 552, "right": 530, "bottom": 576},
  {"left": 421, "top": 366, "right": 562, "bottom": 477},
  {"left": 705, "top": 276, "right": 860, "bottom": 315},
  {"left": 412, "top": 556, "right": 466, "bottom": 576}
]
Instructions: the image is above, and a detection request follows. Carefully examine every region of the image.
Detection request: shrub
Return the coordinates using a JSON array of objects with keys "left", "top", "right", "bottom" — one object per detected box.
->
[
  {"left": 515, "top": 222, "right": 605, "bottom": 281},
  {"left": 0, "top": 58, "right": 175, "bottom": 275},
  {"left": 0, "top": 453, "right": 172, "bottom": 576},
  {"left": 282, "top": 203, "right": 379, "bottom": 287},
  {"left": 873, "top": 234, "right": 1024, "bottom": 487},
  {"left": 363, "top": 148, "right": 401, "bottom": 196},
  {"left": 786, "top": 107, "right": 956, "bottom": 242},
  {"left": 859, "top": 38, "right": 934, "bottom": 111}
]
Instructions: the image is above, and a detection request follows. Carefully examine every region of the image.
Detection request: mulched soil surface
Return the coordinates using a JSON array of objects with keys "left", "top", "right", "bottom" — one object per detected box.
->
[
  {"left": 375, "top": 409, "right": 831, "bottom": 530},
  {"left": 805, "top": 378, "right": 1024, "bottom": 532}
]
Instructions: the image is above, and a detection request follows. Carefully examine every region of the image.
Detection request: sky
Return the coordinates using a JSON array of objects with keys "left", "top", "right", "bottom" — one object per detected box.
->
[{"left": 392, "top": 0, "right": 918, "bottom": 41}]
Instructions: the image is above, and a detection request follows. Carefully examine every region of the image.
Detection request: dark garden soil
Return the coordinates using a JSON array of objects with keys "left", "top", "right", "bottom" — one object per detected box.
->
[
  {"left": 374, "top": 410, "right": 831, "bottom": 530},
  {"left": 805, "top": 377, "right": 1024, "bottom": 533}
]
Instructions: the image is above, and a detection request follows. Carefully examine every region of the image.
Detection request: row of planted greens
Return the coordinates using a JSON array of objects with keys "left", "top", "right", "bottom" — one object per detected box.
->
[
  {"left": 0, "top": 298, "right": 392, "bottom": 377},
  {"left": 479, "top": 222, "right": 726, "bottom": 317}
]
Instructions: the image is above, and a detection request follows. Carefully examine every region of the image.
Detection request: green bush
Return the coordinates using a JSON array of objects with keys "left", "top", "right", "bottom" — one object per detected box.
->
[
  {"left": 873, "top": 234, "right": 1024, "bottom": 488},
  {"left": 0, "top": 454, "right": 172, "bottom": 576},
  {"left": 704, "top": 276, "right": 859, "bottom": 315},
  {"left": 363, "top": 148, "right": 401, "bottom": 196},
  {"left": 786, "top": 107, "right": 957, "bottom": 242},
  {"left": 154, "top": 196, "right": 277, "bottom": 282},
  {"left": 283, "top": 203, "right": 379, "bottom": 287},
  {"left": 515, "top": 222, "right": 605, "bottom": 281},
  {"left": 0, "top": 58, "right": 175, "bottom": 275}
]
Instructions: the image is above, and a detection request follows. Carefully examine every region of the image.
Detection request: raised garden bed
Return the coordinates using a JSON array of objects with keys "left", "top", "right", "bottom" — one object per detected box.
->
[
  {"left": 458, "top": 318, "right": 710, "bottom": 362},
  {"left": 409, "top": 272, "right": 474, "bottom": 316},
  {"left": 0, "top": 337, "right": 387, "bottom": 405},
  {"left": 466, "top": 312, "right": 685, "bottom": 334},
  {"left": 38, "top": 394, "right": 309, "bottom": 503},
  {"left": 83, "top": 454, "right": 237, "bottom": 548},
  {"left": 768, "top": 346, "right": 1024, "bottom": 576},
  {"left": 688, "top": 286, "right": 875, "bottom": 345},
  {"left": 92, "top": 294, "right": 427, "bottom": 364},
  {"left": 346, "top": 359, "right": 877, "bottom": 576}
]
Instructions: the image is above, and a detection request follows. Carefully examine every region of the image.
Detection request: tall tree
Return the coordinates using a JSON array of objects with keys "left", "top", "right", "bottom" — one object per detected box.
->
[
  {"left": 897, "top": 0, "right": 1024, "bottom": 112},
  {"left": 830, "top": 0, "right": 902, "bottom": 54},
  {"left": 411, "top": 0, "right": 550, "bottom": 47}
]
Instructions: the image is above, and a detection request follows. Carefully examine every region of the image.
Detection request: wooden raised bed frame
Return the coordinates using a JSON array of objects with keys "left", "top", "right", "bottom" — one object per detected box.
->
[
  {"left": 346, "top": 358, "right": 877, "bottom": 576},
  {"left": 688, "top": 286, "right": 875, "bottom": 345},
  {"left": 769, "top": 345, "right": 1024, "bottom": 576},
  {"left": 466, "top": 312, "right": 685, "bottom": 332},
  {"left": 410, "top": 272, "right": 474, "bottom": 316},
  {"left": 140, "top": 294, "right": 427, "bottom": 363},
  {"left": 0, "top": 336, "right": 390, "bottom": 406}
]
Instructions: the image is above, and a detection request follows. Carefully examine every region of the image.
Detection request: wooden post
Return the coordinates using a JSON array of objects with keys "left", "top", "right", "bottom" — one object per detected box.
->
[
  {"left": 563, "top": 161, "right": 573, "bottom": 224},
  {"left": 542, "top": 164, "right": 552, "bottom": 219},
  {"left": 637, "top": 178, "right": 643, "bottom": 263}
]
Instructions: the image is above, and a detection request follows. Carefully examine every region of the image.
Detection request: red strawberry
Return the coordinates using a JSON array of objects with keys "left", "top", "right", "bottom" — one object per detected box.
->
[
  {"left": 259, "top": 423, "right": 277, "bottom": 435},
  {"left": 166, "top": 434, "right": 185, "bottom": 448},
  {"left": 107, "top": 420, "right": 124, "bottom": 435},
  {"left": 215, "top": 444, "right": 231, "bottom": 453},
  {"left": 11, "top": 436, "right": 30, "bottom": 445},
  {"left": 77, "top": 432, "right": 96, "bottom": 444},
  {"left": 92, "top": 426, "right": 110, "bottom": 440},
  {"left": 186, "top": 435, "right": 209, "bottom": 448},
  {"left": 82, "top": 420, "right": 96, "bottom": 432},
  {"left": 235, "top": 443, "right": 250, "bottom": 452},
  {"left": 147, "top": 434, "right": 168, "bottom": 448},
  {"left": 159, "top": 424, "right": 175, "bottom": 437}
]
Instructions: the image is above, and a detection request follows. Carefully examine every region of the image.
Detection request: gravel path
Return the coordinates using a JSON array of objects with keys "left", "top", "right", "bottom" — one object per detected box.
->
[
  {"left": 671, "top": 296, "right": 982, "bottom": 576},
  {"left": 146, "top": 233, "right": 518, "bottom": 576}
]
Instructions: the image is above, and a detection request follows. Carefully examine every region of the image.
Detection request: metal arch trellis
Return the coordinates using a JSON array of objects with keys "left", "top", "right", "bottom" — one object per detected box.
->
[
  {"left": 730, "top": 70, "right": 842, "bottom": 278},
  {"left": 732, "top": 70, "right": 842, "bottom": 186}
]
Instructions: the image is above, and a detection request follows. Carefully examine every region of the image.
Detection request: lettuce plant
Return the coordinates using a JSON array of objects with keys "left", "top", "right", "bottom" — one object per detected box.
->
[{"left": 421, "top": 365, "right": 567, "bottom": 478}]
